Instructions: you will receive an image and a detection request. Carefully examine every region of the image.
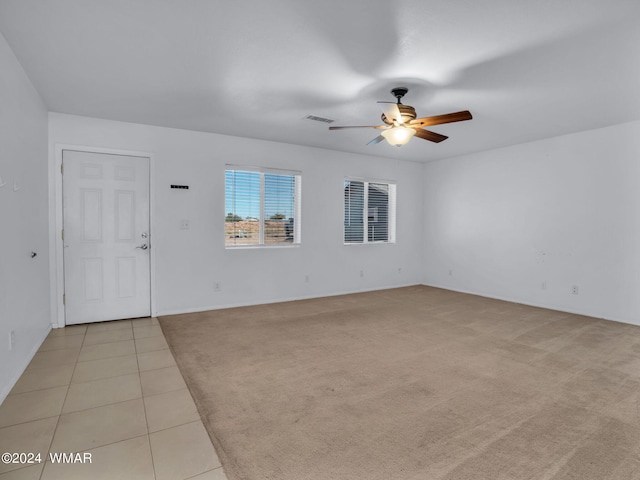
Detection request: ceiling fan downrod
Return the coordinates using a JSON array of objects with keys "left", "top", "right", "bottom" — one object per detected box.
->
[{"left": 390, "top": 87, "right": 409, "bottom": 104}]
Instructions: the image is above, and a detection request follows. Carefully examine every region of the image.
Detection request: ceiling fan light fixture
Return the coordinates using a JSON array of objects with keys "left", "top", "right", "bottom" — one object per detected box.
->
[
  {"left": 328, "top": 87, "right": 471, "bottom": 147},
  {"left": 381, "top": 126, "right": 416, "bottom": 146}
]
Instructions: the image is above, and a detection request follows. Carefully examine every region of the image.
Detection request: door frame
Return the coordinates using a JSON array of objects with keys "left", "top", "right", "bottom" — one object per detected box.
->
[{"left": 52, "top": 144, "right": 157, "bottom": 328}]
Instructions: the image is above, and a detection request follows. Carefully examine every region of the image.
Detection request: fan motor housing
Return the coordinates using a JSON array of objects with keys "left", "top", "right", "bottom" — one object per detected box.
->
[{"left": 381, "top": 104, "right": 417, "bottom": 125}]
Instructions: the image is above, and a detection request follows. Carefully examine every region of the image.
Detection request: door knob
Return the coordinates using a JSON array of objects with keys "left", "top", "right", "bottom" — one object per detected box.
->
[{"left": 136, "top": 244, "right": 149, "bottom": 250}]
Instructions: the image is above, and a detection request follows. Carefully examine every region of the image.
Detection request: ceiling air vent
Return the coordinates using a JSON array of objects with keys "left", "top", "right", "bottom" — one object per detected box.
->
[{"left": 305, "top": 115, "right": 335, "bottom": 124}]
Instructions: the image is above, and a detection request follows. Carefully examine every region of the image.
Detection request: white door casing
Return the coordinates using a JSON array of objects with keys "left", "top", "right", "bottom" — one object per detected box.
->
[{"left": 62, "top": 150, "right": 151, "bottom": 324}]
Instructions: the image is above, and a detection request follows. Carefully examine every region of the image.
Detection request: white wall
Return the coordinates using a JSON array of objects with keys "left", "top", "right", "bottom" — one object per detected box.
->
[
  {"left": 49, "top": 114, "right": 424, "bottom": 319},
  {"left": 0, "top": 32, "right": 51, "bottom": 401},
  {"left": 423, "top": 120, "right": 640, "bottom": 325}
]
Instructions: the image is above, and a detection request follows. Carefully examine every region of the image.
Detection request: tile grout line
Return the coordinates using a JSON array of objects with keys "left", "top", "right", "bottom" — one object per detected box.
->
[
  {"left": 147, "top": 419, "right": 203, "bottom": 436},
  {"left": 76, "top": 346, "right": 137, "bottom": 364},
  {"left": 63, "top": 322, "right": 154, "bottom": 475},
  {"left": 68, "top": 356, "right": 140, "bottom": 385},
  {"left": 35, "top": 433, "right": 153, "bottom": 479},
  {"left": 183, "top": 466, "right": 226, "bottom": 480},
  {"left": 4, "top": 382, "right": 73, "bottom": 401},
  {"left": 39, "top": 323, "right": 147, "bottom": 477},
  {"left": 60, "top": 323, "right": 140, "bottom": 415},
  {"left": 42, "top": 329, "right": 159, "bottom": 475},
  {"left": 23, "top": 348, "right": 82, "bottom": 373},
  {"left": 154, "top": 318, "right": 227, "bottom": 480},
  {"left": 134, "top": 324, "right": 159, "bottom": 480},
  {"left": 3, "top": 319, "right": 189, "bottom": 480},
  {"left": 141, "top": 317, "right": 223, "bottom": 480},
  {"left": 36, "top": 326, "right": 87, "bottom": 480}
]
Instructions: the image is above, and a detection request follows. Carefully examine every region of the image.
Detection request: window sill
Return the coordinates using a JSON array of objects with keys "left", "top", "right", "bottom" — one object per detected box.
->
[
  {"left": 344, "top": 241, "right": 396, "bottom": 246},
  {"left": 225, "top": 244, "right": 301, "bottom": 250}
]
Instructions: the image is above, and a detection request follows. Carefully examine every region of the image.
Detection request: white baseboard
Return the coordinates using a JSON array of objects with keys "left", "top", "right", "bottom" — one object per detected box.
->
[
  {"left": 0, "top": 324, "right": 52, "bottom": 404},
  {"left": 156, "top": 282, "right": 422, "bottom": 317},
  {"left": 420, "top": 282, "right": 640, "bottom": 327},
  {"left": 155, "top": 281, "right": 639, "bottom": 328}
]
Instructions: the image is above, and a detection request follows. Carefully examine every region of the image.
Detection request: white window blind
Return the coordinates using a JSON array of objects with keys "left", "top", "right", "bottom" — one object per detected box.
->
[
  {"left": 344, "top": 179, "right": 396, "bottom": 244},
  {"left": 225, "top": 167, "right": 301, "bottom": 247}
]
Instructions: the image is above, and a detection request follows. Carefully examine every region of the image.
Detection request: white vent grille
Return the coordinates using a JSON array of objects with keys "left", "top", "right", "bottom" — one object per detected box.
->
[{"left": 305, "top": 115, "right": 335, "bottom": 124}]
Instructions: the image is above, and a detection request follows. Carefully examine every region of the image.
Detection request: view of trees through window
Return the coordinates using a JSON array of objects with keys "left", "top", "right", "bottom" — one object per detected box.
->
[{"left": 225, "top": 169, "right": 300, "bottom": 247}]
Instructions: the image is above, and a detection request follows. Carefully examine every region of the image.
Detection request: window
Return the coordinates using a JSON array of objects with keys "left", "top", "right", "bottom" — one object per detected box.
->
[
  {"left": 225, "top": 167, "right": 301, "bottom": 247},
  {"left": 344, "top": 179, "right": 396, "bottom": 244}
]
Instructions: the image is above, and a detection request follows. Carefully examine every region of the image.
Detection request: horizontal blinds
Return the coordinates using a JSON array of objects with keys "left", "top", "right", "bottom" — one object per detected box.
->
[
  {"left": 387, "top": 183, "right": 397, "bottom": 243},
  {"left": 264, "top": 173, "right": 297, "bottom": 245},
  {"left": 225, "top": 168, "right": 301, "bottom": 247},
  {"left": 368, "top": 182, "right": 389, "bottom": 242},
  {"left": 225, "top": 170, "right": 261, "bottom": 246},
  {"left": 344, "top": 180, "right": 364, "bottom": 243},
  {"left": 344, "top": 179, "right": 396, "bottom": 244},
  {"left": 225, "top": 165, "right": 300, "bottom": 177}
]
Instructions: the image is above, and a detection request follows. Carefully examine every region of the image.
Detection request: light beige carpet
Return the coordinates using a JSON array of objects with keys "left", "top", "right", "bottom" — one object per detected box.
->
[{"left": 159, "top": 286, "right": 640, "bottom": 480}]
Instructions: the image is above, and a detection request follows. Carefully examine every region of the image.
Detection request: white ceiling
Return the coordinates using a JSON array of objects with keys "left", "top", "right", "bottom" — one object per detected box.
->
[{"left": 1, "top": 0, "right": 639, "bottom": 162}]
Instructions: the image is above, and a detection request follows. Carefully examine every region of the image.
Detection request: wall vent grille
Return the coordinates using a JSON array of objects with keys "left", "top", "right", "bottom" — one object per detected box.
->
[{"left": 305, "top": 115, "right": 335, "bottom": 124}]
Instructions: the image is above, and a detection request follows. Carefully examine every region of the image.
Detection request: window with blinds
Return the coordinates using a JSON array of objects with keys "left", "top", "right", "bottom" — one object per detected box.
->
[
  {"left": 225, "top": 167, "right": 301, "bottom": 247},
  {"left": 344, "top": 179, "right": 396, "bottom": 244}
]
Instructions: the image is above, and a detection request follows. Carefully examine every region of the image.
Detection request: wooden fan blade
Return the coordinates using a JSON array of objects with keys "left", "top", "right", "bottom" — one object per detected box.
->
[
  {"left": 329, "top": 125, "right": 386, "bottom": 130},
  {"left": 409, "top": 110, "right": 472, "bottom": 127},
  {"left": 367, "top": 135, "right": 385, "bottom": 146},
  {"left": 413, "top": 128, "right": 448, "bottom": 143},
  {"left": 377, "top": 101, "right": 403, "bottom": 124}
]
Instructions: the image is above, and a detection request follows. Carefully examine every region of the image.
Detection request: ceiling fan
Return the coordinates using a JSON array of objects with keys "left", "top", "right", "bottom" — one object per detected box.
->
[{"left": 329, "top": 87, "right": 472, "bottom": 147}]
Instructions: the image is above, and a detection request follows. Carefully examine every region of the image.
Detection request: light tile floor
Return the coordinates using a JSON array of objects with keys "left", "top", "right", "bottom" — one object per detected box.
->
[{"left": 0, "top": 318, "right": 228, "bottom": 480}]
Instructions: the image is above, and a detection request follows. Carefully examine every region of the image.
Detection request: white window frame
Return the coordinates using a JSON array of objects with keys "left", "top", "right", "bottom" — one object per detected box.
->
[
  {"left": 225, "top": 165, "right": 301, "bottom": 248},
  {"left": 344, "top": 177, "right": 396, "bottom": 245}
]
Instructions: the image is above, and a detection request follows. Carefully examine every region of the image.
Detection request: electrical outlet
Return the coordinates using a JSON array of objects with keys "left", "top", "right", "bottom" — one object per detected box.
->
[
  {"left": 9, "top": 330, "right": 15, "bottom": 350},
  {"left": 571, "top": 285, "right": 579, "bottom": 295},
  {"left": 541, "top": 281, "right": 547, "bottom": 291},
  {"left": 214, "top": 282, "right": 221, "bottom": 292},
  {"left": 180, "top": 219, "right": 190, "bottom": 230}
]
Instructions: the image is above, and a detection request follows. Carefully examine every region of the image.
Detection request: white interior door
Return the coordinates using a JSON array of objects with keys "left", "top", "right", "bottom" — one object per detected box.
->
[{"left": 62, "top": 150, "right": 150, "bottom": 324}]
